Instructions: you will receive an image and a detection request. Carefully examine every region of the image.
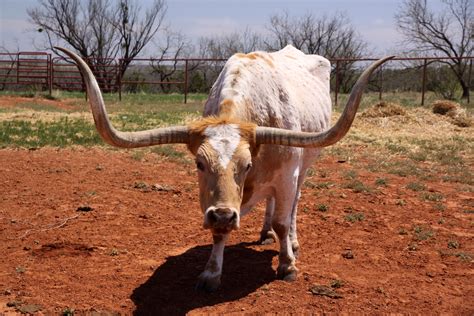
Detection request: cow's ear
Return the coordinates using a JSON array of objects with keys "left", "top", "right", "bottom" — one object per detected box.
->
[
  {"left": 187, "top": 132, "right": 205, "bottom": 156},
  {"left": 250, "top": 143, "right": 261, "bottom": 157}
]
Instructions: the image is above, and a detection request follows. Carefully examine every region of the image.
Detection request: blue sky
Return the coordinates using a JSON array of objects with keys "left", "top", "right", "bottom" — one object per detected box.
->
[{"left": 0, "top": 0, "right": 444, "bottom": 55}]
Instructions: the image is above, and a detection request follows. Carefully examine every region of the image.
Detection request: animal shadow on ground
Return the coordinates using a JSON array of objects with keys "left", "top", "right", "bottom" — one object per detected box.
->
[{"left": 131, "top": 242, "right": 278, "bottom": 315}]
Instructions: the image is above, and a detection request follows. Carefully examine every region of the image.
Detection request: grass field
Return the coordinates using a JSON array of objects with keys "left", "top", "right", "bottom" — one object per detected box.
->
[{"left": 0, "top": 91, "right": 472, "bottom": 185}]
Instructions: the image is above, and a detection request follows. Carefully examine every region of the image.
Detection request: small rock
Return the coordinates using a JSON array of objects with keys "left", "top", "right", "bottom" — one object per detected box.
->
[
  {"left": 4, "top": 289, "right": 12, "bottom": 295},
  {"left": 342, "top": 250, "right": 354, "bottom": 259},
  {"left": 76, "top": 205, "right": 93, "bottom": 212},
  {"left": 23, "top": 246, "right": 31, "bottom": 251},
  {"left": 7, "top": 301, "right": 21, "bottom": 307},
  {"left": 151, "top": 184, "right": 173, "bottom": 192},
  {"left": 309, "top": 285, "right": 343, "bottom": 299},
  {"left": 17, "top": 304, "right": 42, "bottom": 314},
  {"left": 426, "top": 271, "right": 435, "bottom": 278}
]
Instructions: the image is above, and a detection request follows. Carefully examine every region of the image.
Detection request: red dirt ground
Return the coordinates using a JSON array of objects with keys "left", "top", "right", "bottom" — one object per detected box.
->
[
  {"left": 0, "top": 146, "right": 473, "bottom": 315},
  {"left": 0, "top": 96, "right": 77, "bottom": 111}
]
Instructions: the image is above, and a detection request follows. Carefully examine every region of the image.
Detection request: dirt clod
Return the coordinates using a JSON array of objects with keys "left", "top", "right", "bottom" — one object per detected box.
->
[
  {"left": 76, "top": 205, "right": 93, "bottom": 212},
  {"left": 310, "top": 285, "right": 343, "bottom": 299},
  {"left": 342, "top": 250, "right": 354, "bottom": 259}
]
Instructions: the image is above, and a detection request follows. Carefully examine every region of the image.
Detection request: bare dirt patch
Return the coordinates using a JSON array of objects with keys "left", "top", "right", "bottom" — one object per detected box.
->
[
  {"left": 1, "top": 147, "right": 473, "bottom": 314},
  {"left": 0, "top": 96, "right": 78, "bottom": 111}
]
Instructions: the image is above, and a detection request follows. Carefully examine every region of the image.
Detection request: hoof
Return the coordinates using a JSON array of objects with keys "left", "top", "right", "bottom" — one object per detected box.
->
[
  {"left": 196, "top": 271, "right": 221, "bottom": 292},
  {"left": 277, "top": 264, "right": 298, "bottom": 282},
  {"left": 259, "top": 229, "right": 277, "bottom": 245}
]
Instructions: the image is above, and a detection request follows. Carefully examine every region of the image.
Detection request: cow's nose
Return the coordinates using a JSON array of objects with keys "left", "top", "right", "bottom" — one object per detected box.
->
[{"left": 207, "top": 208, "right": 238, "bottom": 227}]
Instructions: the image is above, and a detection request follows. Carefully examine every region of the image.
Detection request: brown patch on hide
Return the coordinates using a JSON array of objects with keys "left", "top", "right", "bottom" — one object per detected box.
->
[
  {"left": 219, "top": 99, "right": 235, "bottom": 116},
  {"left": 187, "top": 117, "right": 257, "bottom": 155},
  {"left": 230, "top": 67, "right": 241, "bottom": 88},
  {"left": 278, "top": 87, "right": 289, "bottom": 103},
  {"left": 236, "top": 52, "right": 257, "bottom": 60},
  {"left": 235, "top": 52, "right": 274, "bottom": 68}
]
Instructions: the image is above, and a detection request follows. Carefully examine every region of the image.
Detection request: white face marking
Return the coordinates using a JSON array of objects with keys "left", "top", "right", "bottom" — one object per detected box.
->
[{"left": 204, "top": 124, "right": 241, "bottom": 169}]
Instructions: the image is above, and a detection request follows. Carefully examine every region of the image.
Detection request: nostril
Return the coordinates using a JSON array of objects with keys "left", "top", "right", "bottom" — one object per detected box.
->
[
  {"left": 230, "top": 212, "right": 237, "bottom": 222},
  {"left": 208, "top": 210, "right": 218, "bottom": 223}
]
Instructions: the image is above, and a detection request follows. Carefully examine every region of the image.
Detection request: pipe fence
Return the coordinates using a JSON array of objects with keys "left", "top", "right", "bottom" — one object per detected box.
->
[{"left": 0, "top": 51, "right": 472, "bottom": 105}]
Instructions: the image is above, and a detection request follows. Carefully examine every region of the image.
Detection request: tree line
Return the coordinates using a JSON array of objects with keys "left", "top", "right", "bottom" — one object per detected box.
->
[{"left": 28, "top": 0, "right": 472, "bottom": 99}]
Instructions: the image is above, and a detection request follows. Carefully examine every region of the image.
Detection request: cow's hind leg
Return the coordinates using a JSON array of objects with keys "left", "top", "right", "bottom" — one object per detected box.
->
[
  {"left": 259, "top": 196, "right": 277, "bottom": 244},
  {"left": 196, "top": 234, "right": 228, "bottom": 292}
]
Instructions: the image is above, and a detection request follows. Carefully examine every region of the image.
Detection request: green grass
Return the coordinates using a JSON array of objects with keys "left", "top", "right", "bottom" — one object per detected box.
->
[
  {"left": 344, "top": 180, "right": 371, "bottom": 193},
  {"left": 316, "top": 204, "right": 329, "bottom": 212},
  {"left": 375, "top": 177, "right": 387, "bottom": 186},
  {"left": 345, "top": 212, "right": 365, "bottom": 223},
  {"left": 406, "top": 182, "right": 426, "bottom": 191},
  {"left": 413, "top": 225, "right": 435, "bottom": 241},
  {"left": 150, "top": 145, "right": 190, "bottom": 163},
  {"left": 0, "top": 118, "right": 101, "bottom": 147},
  {"left": 0, "top": 92, "right": 205, "bottom": 148}
]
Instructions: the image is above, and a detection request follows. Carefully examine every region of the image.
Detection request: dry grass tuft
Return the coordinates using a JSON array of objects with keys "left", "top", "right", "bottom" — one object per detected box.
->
[
  {"left": 431, "top": 100, "right": 460, "bottom": 116},
  {"left": 431, "top": 100, "right": 472, "bottom": 128},
  {"left": 361, "top": 101, "right": 407, "bottom": 118}
]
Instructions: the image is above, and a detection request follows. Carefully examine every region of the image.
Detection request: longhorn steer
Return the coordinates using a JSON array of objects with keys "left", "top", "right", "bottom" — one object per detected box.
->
[{"left": 56, "top": 46, "right": 392, "bottom": 291}]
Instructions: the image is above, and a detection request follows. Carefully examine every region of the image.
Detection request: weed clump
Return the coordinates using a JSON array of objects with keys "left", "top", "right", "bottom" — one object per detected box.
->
[
  {"left": 361, "top": 101, "right": 407, "bottom": 118},
  {"left": 431, "top": 100, "right": 473, "bottom": 128},
  {"left": 431, "top": 100, "right": 460, "bottom": 116}
]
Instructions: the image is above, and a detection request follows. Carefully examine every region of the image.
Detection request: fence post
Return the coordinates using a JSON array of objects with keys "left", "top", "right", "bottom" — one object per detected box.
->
[
  {"left": 378, "top": 64, "right": 384, "bottom": 101},
  {"left": 468, "top": 59, "right": 472, "bottom": 104},
  {"left": 16, "top": 52, "right": 19, "bottom": 84},
  {"left": 184, "top": 59, "right": 189, "bottom": 104},
  {"left": 334, "top": 60, "right": 340, "bottom": 107},
  {"left": 118, "top": 59, "right": 122, "bottom": 101},
  {"left": 48, "top": 53, "right": 52, "bottom": 96},
  {"left": 421, "top": 58, "right": 428, "bottom": 106}
]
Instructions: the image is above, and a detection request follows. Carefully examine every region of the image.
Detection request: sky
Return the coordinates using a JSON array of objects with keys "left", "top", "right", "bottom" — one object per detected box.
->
[{"left": 0, "top": 0, "right": 445, "bottom": 56}]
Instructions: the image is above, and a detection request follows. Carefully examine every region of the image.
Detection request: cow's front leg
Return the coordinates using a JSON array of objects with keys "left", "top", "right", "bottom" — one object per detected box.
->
[
  {"left": 259, "top": 196, "right": 277, "bottom": 244},
  {"left": 196, "top": 233, "right": 228, "bottom": 292},
  {"left": 273, "top": 199, "right": 298, "bottom": 281}
]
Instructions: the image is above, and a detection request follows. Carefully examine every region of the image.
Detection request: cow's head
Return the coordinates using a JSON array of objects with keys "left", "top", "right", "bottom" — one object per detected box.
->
[
  {"left": 187, "top": 119, "right": 257, "bottom": 234},
  {"left": 55, "top": 47, "right": 393, "bottom": 235}
]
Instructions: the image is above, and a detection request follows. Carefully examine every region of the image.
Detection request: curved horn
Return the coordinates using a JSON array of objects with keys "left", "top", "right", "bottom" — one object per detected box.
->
[
  {"left": 54, "top": 47, "right": 189, "bottom": 148},
  {"left": 255, "top": 56, "right": 395, "bottom": 148}
]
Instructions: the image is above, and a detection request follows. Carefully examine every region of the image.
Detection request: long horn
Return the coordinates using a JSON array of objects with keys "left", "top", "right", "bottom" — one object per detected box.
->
[
  {"left": 54, "top": 47, "right": 189, "bottom": 148},
  {"left": 255, "top": 56, "right": 395, "bottom": 148}
]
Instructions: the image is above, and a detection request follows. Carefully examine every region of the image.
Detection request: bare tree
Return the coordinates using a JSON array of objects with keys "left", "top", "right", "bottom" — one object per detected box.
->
[
  {"left": 265, "top": 12, "right": 368, "bottom": 92},
  {"left": 28, "top": 0, "right": 166, "bottom": 91},
  {"left": 149, "top": 28, "right": 195, "bottom": 93},
  {"left": 193, "top": 28, "right": 263, "bottom": 91},
  {"left": 395, "top": 0, "right": 473, "bottom": 99},
  {"left": 265, "top": 11, "right": 367, "bottom": 58},
  {"left": 198, "top": 28, "right": 263, "bottom": 59}
]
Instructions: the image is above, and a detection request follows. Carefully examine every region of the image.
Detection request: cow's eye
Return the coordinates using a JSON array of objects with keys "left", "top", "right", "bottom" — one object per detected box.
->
[
  {"left": 246, "top": 162, "right": 252, "bottom": 171},
  {"left": 196, "top": 161, "right": 205, "bottom": 172}
]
